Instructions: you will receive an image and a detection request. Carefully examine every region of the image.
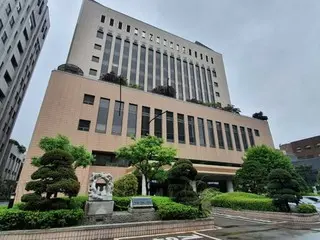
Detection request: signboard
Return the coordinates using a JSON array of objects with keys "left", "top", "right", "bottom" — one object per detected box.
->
[{"left": 130, "top": 197, "right": 153, "bottom": 208}]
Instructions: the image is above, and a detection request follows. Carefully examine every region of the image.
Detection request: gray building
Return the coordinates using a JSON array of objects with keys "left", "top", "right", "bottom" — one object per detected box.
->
[
  {"left": 0, "top": 139, "right": 25, "bottom": 182},
  {"left": 0, "top": 0, "right": 50, "bottom": 166}
]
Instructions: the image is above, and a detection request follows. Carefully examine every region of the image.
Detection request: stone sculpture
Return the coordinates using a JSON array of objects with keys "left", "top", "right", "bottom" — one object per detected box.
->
[{"left": 88, "top": 172, "right": 114, "bottom": 201}]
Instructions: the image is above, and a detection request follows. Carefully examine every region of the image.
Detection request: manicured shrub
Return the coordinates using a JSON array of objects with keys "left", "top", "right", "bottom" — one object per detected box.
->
[
  {"left": 113, "top": 174, "right": 138, "bottom": 197},
  {"left": 0, "top": 209, "right": 84, "bottom": 231},
  {"left": 113, "top": 197, "right": 131, "bottom": 211},
  {"left": 211, "top": 192, "right": 277, "bottom": 212},
  {"left": 69, "top": 196, "right": 88, "bottom": 210},
  {"left": 297, "top": 204, "right": 317, "bottom": 213}
]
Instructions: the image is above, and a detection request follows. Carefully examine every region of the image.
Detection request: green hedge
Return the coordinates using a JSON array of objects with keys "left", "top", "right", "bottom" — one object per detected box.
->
[
  {"left": 297, "top": 204, "right": 317, "bottom": 213},
  {"left": 113, "top": 197, "right": 131, "bottom": 211},
  {"left": 211, "top": 192, "right": 277, "bottom": 212},
  {"left": 0, "top": 209, "right": 84, "bottom": 231}
]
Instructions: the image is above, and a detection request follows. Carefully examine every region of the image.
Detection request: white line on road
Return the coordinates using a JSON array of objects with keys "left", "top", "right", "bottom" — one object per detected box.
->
[{"left": 193, "top": 232, "right": 222, "bottom": 240}]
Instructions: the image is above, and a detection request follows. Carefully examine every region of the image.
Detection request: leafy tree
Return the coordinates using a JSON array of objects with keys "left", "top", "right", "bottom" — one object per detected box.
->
[
  {"left": 295, "top": 165, "right": 317, "bottom": 188},
  {"left": 116, "top": 135, "right": 176, "bottom": 195},
  {"left": 22, "top": 149, "right": 80, "bottom": 210},
  {"left": 267, "top": 169, "right": 301, "bottom": 212},
  {"left": 222, "top": 104, "right": 241, "bottom": 114},
  {"left": 152, "top": 85, "right": 176, "bottom": 98},
  {"left": 100, "top": 72, "right": 128, "bottom": 86},
  {"left": 113, "top": 174, "right": 138, "bottom": 197},
  {"left": 31, "top": 135, "right": 94, "bottom": 169},
  {"left": 0, "top": 180, "right": 16, "bottom": 200},
  {"left": 252, "top": 111, "right": 268, "bottom": 120}
]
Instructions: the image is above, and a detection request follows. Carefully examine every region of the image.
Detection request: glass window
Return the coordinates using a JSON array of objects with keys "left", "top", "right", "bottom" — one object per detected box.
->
[
  {"left": 134, "top": 28, "right": 138, "bottom": 35},
  {"left": 189, "top": 49, "right": 192, "bottom": 56},
  {"left": 23, "top": 28, "right": 29, "bottom": 41},
  {"left": 109, "top": 18, "right": 114, "bottom": 26},
  {"left": 189, "top": 63, "right": 196, "bottom": 99},
  {"left": 129, "top": 42, "right": 138, "bottom": 84},
  {"left": 11, "top": 55, "right": 18, "bottom": 69},
  {"left": 176, "top": 44, "right": 179, "bottom": 51},
  {"left": 112, "top": 101, "right": 124, "bottom": 135},
  {"left": 101, "top": 15, "right": 105, "bottom": 23},
  {"left": 149, "top": 34, "right": 153, "bottom": 41},
  {"left": 126, "top": 25, "right": 131, "bottom": 33},
  {"left": 139, "top": 46, "right": 146, "bottom": 88},
  {"left": 248, "top": 128, "right": 255, "bottom": 146},
  {"left": 211, "top": 57, "right": 214, "bottom": 64},
  {"left": 195, "top": 51, "right": 198, "bottom": 58},
  {"left": 170, "top": 42, "right": 173, "bottom": 48},
  {"left": 92, "top": 55, "right": 99, "bottom": 63},
  {"left": 206, "top": 55, "right": 208, "bottom": 62},
  {"left": 183, "top": 61, "right": 190, "bottom": 100},
  {"left": 96, "top": 98, "right": 110, "bottom": 133},
  {"left": 233, "top": 125, "right": 242, "bottom": 151},
  {"left": 92, "top": 151, "right": 129, "bottom": 167},
  {"left": 177, "top": 59, "right": 183, "bottom": 100},
  {"left": 170, "top": 56, "right": 175, "bottom": 88},
  {"left": 207, "top": 69, "right": 215, "bottom": 103},
  {"left": 216, "top": 121, "right": 224, "bottom": 149},
  {"left": 254, "top": 129, "right": 260, "bottom": 137},
  {"left": 83, "top": 94, "right": 95, "bottom": 105},
  {"left": 212, "top": 69, "right": 217, "bottom": 77},
  {"left": 141, "top": 106, "right": 150, "bottom": 136},
  {"left": 188, "top": 116, "right": 196, "bottom": 145},
  {"left": 240, "top": 126, "right": 249, "bottom": 150},
  {"left": 4, "top": 71, "right": 12, "bottom": 84},
  {"left": 164, "top": 39, "right": 167, "bottom": 46},
  {"left": 101, "top": 34, "right": 113, "bottom": 75},
  {"left": 166, "top": 111, "right": 174, "bottom": 142},
  {"left": 198, "top": 118, "right": 206, "bottom": 146},
  {"left": 127, "top": 104, "right": 137, "bottom": 137},
  {"left": 111, "top": 37, "right": 122, "bottom": 73},
  {"left": 216, "top": 92, "right": 220, "bottom": 97},
  {"left": 195, "top": 65, "right": 203, "bottom": 101},
  {"left": 163, "top": 53, "right": 169, "bottom": 84},
  {"left": 182, "top": 47, "right": 186, "bottom": 53},
  {"left": 156, "top": 36, "right": 160, "bottom": 43},
  {"left": 201, "top": 67, "right": 209, "bottom": 103},
  {"left": 200, "top": 53, "right": 203, "bottom": 60},
  {"left": 121, "top": 40, "right": 130, "bottom": 78},
  {"left": 155, "top": 51, "right": 161, "bottom": 87},
  {"left": 214, "top": 82, "right": 219, "bottom": 87},
  {"left": 89, "top": 69, "right": 97, "bottom": 76},
  {"left": 224, "top": 123, "right": 233, "bottom": 150},
  {"left": 94, "top": 44, "right": 102, "bottom": 50},
  {"left": 147, "top": 48, "right": 154, "bottom": 91},
  {"left": 154, "top": 109, "right": 162, "bottom": 138},
  {"left": 207, "top": 120, "right": 216, "bottom": 148},
  {"left": 178, "top": 114, "right": 185, "bottom": 144},
  {"left": 118, "top": 21, "right": 122, "bottom": 29},
  {"left": 78, "top": 119, "right": 91, "bottom": 132},
  {"left": 96, "top": 30, "right": 104, "bottom": 39},
  {"left": 142, "top": 31, "right": 146, "bottom": 38}
]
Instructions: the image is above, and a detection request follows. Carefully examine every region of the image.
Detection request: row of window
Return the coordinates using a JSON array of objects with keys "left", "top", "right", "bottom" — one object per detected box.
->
[
  {"left": 79, "top": 96, "right": 259, "bottom": 151},
  {"left": 100, "top": 15, "right": 215, "bottom": 64},
  {"left": 296, "top": 143, "right": 320, "bottom": 152},
  {"left": 93, "top": 32, "right": 220, "bottom": 102}
]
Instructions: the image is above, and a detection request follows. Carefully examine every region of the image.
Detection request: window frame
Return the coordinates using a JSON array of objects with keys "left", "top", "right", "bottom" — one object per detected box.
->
[
  {"left": 78, "top": 119, "right": 91, "bottom": 132},
  {"left": 83, "top": 94, "right": 95, "bottom": 105}
]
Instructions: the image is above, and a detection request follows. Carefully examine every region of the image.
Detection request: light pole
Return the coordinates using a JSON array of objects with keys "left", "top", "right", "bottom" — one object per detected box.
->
[{"left": 148, "top": 110, "right": 167, "bottom": 125}]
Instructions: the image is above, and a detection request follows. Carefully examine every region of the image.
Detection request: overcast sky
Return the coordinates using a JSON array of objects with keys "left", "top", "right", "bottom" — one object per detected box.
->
[{"left": 12, "top": 0, "right": 320, "bottom": 148}]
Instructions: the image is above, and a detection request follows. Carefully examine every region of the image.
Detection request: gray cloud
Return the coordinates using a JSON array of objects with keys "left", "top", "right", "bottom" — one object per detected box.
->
[{"left": 12, "top": 0, "right": 320, "bottom": 148}]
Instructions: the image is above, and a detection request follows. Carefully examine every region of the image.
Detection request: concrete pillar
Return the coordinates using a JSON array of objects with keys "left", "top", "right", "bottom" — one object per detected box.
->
[
  {"left": 227, "top": 179, "right": 234, "bottom": 192},
  {"left": 141, "top": 174, "right": 147, "bottom": 196}
]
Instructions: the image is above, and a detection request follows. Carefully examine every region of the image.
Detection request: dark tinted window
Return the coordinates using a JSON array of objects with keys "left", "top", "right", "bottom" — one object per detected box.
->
[
  {"left": 96, "top": 98, "right": 110, "bottom": 133},
  {"left": 101, "top": 15, "right": 105, "bottom": 23},
  {"left": 224, "top": 123, "right": 233, "bottom": 150},
  {"left": 232, "top": 125, "right": 241, "bottom": 151},
  {"left": 101, "top": 34, "right": 113, "bottom": 75},
  {"left": 83, "top": 94, "right": 95, "bottom": 105},
  {"left": 188, "top": 116, "right": 196, "bottom": 145},
  {"left": 198, "top": 118, "right": 206, "bottom": 146},
  {"left": 154, "top": 109, "right": 162, "bottom": 138},
  {"left": 216, "top": 122, "right": 224, "bottom": 149},
  {"left": 127, "top": 104, "right": 137, "bottom": 137},
  {"left": 240, "top": 127, "right": 249, "bottom": 150},
  {"left": 78, "top": 119, "right": 91, "bottom": 131},
  {"left": 166, "top": 111, "right": 174, "bottom": 142},
  {"left": 141, "top": 106, "right": 150, "bottom": 136},
  {"left": 207, "top": 120, "right": 216, "bottom": 148},
  {"left": 178, "top": 114, "right": 185, "bottom": 144},
  {"left": 111, "top": 101, "right": 124, "bottom": 135},
  {"left": 248, "top": 128, "right": 255, "bottom": 146}
]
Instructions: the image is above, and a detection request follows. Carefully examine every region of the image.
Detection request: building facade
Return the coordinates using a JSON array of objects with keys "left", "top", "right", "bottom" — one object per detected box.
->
[
  {"left": 0, "top": 0, "right": 50, "bottom": 169},
  {"left": 280, "top": 135, "right": 320, "bottom": 159},
  {"left": 16, "top": 0, "right": 274, "bottom": 200}
]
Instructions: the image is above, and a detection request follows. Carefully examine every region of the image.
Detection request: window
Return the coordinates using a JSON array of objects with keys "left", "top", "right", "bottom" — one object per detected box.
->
[
  {"left": 141, "top": 106, "right": 150, "bottom": 136},
  {"left": 305, "top": 145, "right": 311, "bottom": 150},
  {"left": 188, "top": 116, "right": 196, "bottom": 145},
  {"left": 177, "top": 59, "right": 183, "bottom": 100},
  {"left": 94, "top": 43, "right": 102, "bottom": 50},
  {"left": 198, "top": 118, "right": 206, "bottom": 146},
  {"left": 207, "top": 120, "right": 216, "bottom": 148},
  {"left": 163, "top": 53, "right": 168, "bottom": 84},
  {"left": 170, "top": 56, "right": 176, "bottom": 88},
  {"left": 254, "top": 129, "right": 260, "bottom": 137},
  {"left": 182, "top": 47, "right": 185, "bottom": 53},
  {"left": 109, "top": 18, "right": 114, "bottom": 26},
  {"left": 296, "top": 147, "right": 302, "bottom": 152},
  {"left": 0, "top": 19, "right": 3, "bottom": 32},
  {"left": 189, "top": 49, "right": 192, "bottom": 56},
  {"left": 111, "top": 101, "right": 124, "bottom": 135},
  {"left": 142, "top": 31, "right": 146, "bottom": 38},
  {"left": 214, "top": 82, "right": 219, "bottom": 87},
  {"left": 155, "top": 51, "right": 161, "bottom": 87},
  {"left": 166, "top": 111, "right": 174, "bottom": 142},
  {"left": 134, "top": 28, "right": 138, "bottom": 35},
  {"left": 201, "top": 67, "right": 209, "bottom": 102},
  {"left": 96, "top": 98, "right": 110, "bottom": 133},
  {"left": 9, "top": 17, "right": 15, "bottom": 28},
  {"left": 17, "top": 41, "right": 24, "bottom": 54},
  {"left": 89, "top": 69, "right": 97, "bottom": 76},
  {"left": 4, "top": 71, "right": 12, "bottom": 84},
  {"left": 147, "top": 48, "right": 154, "bottom": 91},
  {"left": 215, "top": 92, "right": 220, "bottom": 97},
  {"left": 206, "top": 55, "right": 208, "bottom": 62},
  {"left": 176, "top": 44, "right": 179, "bottom": 51},
  {"left": 6, "top": 3, "right": 12, "bottom": 16},
  {"left": 29, "top": 11, "right": 36, "bottom": 29},
  {"left": 216, "top": 122, "right": 225, "bottom": 149},
  {"left": 83, "top": 94, "right": 95, "bottom": 105},
  {"left": 96, "top": 30, "right": 103, "bottom": 39},
  {"left": 183, "top": 61, "right": 190, "bottom": 100},
  {"left": 189, "top": 63, "right": 196, "bottom": 99},
  {"left": 195, "top": 65, "right": 203, "bottom": 101},
  {"left": 154, "top": 109, "right": 163, "bottom": 138},
  {"left": 118, "top": 21, "right": 122, "bottom": 29},
  {"left": 17, "top": 2, "right": 22, "bottom": 13},
  {"left": 163, "top": 39, "right": 167, "bottom": 46},
  {"left": 92, "top": 56, "right": 99, "bottom": 63},
  {"left": 224, "top": 123, "right": 233, "bottom": 150},
  {"left": 232, "top": 125, "right": 241, "bottom": 151},
  {"left": 127, "top": 104, "right": 137, "bottom": 137},
  {"left": 78, "top": 120, "right": 91, "bottom": 131},
  {"left": 170, "top": 41, "right": 173, "bottom": 49},
  {"left": 130, "top": 42, "right": 138, "bottom": 83},
  {"left": 101, "top": 15, "right": 105, "bottom": 23},
  {"left": 211, "top": 57, "right": 214, "bottom": 64},
  {"left": 11, "top": 55, "right": 18, "bottom": 69},
  {"left": 316, "top": 143, "right": 320, "bottom": 148},
  {"left": 2, "top": 32, "right": 8, "bottom": 44},
  {"left": 212, "top": 69, "right": 217, "bottom": 77},
  {"left": 195, "top": 51, "right": 197, "bottom": 58},
  {"left": 178, "top": 114, "right": 185, "bottom": 144},
  {"left": 247, "top": 128, "right": 255, "bottom": 147},
  {"left": 93, "top": 151, "right": 129, "bottom": 167},
  {"left": 100, "top": 34, "right": 113, "bottom": 75},
  {"left": 149, "top": 34, "right": 153, "bottom": 41},
  {"left": 121, "top": 40, "right": 130, "bottom": 78},
  {"left": 200, "top": 53, "right": 203, "bottom": 60},
  {"left": 126, "top": 25, "right": 131, "bottom": 32},
  {"left": 156, "top": 36, "right": 160, "bottom": 44},
  {"left": 139, "top": 45, "right": 146, "bottom": 87}
]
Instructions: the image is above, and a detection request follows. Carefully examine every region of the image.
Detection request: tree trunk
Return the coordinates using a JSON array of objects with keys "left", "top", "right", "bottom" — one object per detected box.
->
[{"left": 141, "top": 174, "right": 147, "bottom": 195}]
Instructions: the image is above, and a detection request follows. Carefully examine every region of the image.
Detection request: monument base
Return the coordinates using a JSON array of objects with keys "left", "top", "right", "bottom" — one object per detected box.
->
[
  {"left": 128, "top": 207, "right": 155, "bottom": 213},
  {"left": 85, "top": 201, "right": 114, "bottom": 216}
]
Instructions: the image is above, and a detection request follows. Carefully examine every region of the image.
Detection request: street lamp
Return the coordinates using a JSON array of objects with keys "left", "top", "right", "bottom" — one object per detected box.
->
[{"left": 148, "top": 110, "right": 168, "bottom": 125}]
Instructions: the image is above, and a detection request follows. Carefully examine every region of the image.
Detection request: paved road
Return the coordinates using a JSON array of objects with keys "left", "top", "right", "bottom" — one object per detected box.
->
[{"left": 115, "top": 215, "right": 320, "bottom": 240}]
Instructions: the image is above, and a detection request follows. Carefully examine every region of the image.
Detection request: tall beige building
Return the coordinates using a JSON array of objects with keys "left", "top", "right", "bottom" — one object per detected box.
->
[{"left": 16, "top": 0, "right": 274, "bottom": 200}]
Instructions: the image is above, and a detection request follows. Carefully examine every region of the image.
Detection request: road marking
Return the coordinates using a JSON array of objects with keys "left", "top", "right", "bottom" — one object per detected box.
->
[
  {"left": 193, "top": 232, "right": 222, "bottom": 240},
  {"left": 114, "top": 231, "right": 199, "bottom": 240},
  {"left": 214, "top": 213, "right": 276, "bottom": 224}
]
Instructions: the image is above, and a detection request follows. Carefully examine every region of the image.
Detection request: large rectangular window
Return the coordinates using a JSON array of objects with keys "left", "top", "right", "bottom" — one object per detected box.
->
[
  {"left": 95, "top": 98, "right": 110, "bottom": 133},
  {"left": 127, "top": 104, "right": 137, "bottom": 137},
  {"left": 189, "top": 63, "right": 196, "bottom": 99},
  {"left": 183, "top": 61, "right": 190, "bottom": 100},
  {"left": 92, "top": 151, "right": 129, "bottom": 167},
  {"left": 216, "top": 121, "right": 225, "bottom": 149},
  {"left": 224, "top": 123, "right": 233, "bottom": 150},
  {"left": 232, "top": 125, "right": 242, "bottom": 151},
  {"left": 121, "top": 40, "right": 130, "bottom": 78},
  {"left": 166, "top": 111, "right": 174, "bottom": 142},
  {"left": 111, "top": 101, "right": 124, "bottom": 135},
  {"left": 188, "top": 116, "right": 196, "bottom": 145},
  {"left": 177, "top": 59, "right": 183, "bottom": 100},
  {"left": 141, "top": 106, "right": 150, "bottom": 136},
  {"left": 163, "top": 53, "right": 169, "bottom": 84},
  {"left": 178, "top": 114, "right": 185, "bottom": 144},
  {"left": 240, "top": 127, "right": 249, "bottom": 150},
  {"left": 130, "top": 43, "right": 138, "bottom": 84},
  {"left": 248, "top": 128, "right": 255, "bottom": 147},
  {"left": 111, "top": 37, "right": 122, "bottom": 74},
  {"left": 139, "top": 46, "right": 146, "bottom": 88},
  {"left": 170, "top": 56, "right": 176, "bottom": 88},
  {"left": 155, "top": 51, "right": 161, "bottom": 87},
  {"left": 201, "top": 67, "right": 209, "bottom": 103},
  {"left": 101, "top": 34, "right": 113, "bottom": 76},
  {"left": 147, "top": 48, "right": 154, "bottom": 91},
  {"left": 207, "top": 69, "right": 215, "bottom": 103},
  {"left": 195, "top": 65, "right": 203, "bottom": 102},
  {"left": 154, "top": 109, "right": 163, "bottom": 138},
  {"left": 207, "top": 120, "right": 216, "bottom": 148},
  {"left": 198, "top": 118, "right": 206, "bottom": 146}
]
